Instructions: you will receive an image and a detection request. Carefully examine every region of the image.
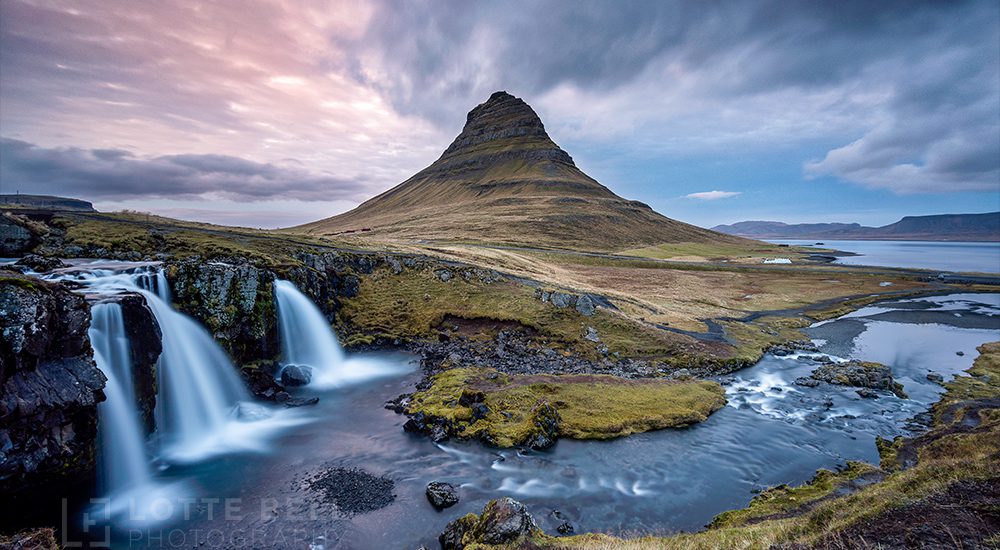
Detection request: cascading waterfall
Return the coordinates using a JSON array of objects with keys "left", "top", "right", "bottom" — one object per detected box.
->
[
  {"left": 275, "top": 279, "right": 345, "bottom": 375},
  {"left": 274, "top": 279, "right": 409, "bottom": 388},
  {"left": 89, "top": 303, "right": 153, "bottom": 496},
  {"left": 44, "top": 264, "right": 304, "bottom": 464},
  {"left": 138, "top": 286, "right": 255, "bottom": 460}
]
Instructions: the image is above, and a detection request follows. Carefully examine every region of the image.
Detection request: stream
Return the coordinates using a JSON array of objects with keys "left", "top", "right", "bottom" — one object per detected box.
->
[{"left": 35, "top": 262, "right": 1000, "bottom": 549}]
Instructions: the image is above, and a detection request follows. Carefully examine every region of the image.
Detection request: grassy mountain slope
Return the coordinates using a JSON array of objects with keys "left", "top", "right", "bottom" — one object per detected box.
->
[{"left": 294, "top": 91, "right": 752, "bottom": 252}]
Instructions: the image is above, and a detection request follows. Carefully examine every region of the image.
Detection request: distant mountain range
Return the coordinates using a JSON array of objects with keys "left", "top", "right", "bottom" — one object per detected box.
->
[
  {"left": 713, "top": 213, "right": 1000, "bottom": 242},
  {"left": 296, "top": 91, "right": 751, "bottom": 252}
]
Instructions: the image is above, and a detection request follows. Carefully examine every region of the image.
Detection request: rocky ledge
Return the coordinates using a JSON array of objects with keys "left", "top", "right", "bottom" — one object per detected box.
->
[
  {"left": 809, "top": 360, "right": 908, "bottom": 399},
  {"left": 0, "top": 271, "right": 106, "bottom": 494}
]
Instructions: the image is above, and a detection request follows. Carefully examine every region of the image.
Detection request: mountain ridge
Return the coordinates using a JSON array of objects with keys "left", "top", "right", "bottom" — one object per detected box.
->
[
  {"left": 713, "top": 212, "right": 1000, "bottom": 242},
  {"left": 295, "top": 91, "right": 751, "bottom": 252}
]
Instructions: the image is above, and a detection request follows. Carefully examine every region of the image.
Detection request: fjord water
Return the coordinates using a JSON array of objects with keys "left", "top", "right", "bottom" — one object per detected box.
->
[
  {"left": 134, "top": 291, "right": 999, "bottom": 549},
  {"left": 771, "top": 239, "right": 1000, "bottom": 273}
]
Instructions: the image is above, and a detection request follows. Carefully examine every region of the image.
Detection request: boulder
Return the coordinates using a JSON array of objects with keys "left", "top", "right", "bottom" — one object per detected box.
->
[
  {"left": 280, "top": 364, "right": 313, "bottom": 386},
  {"left": 469, "top": 498, "right": 538, "bottom": 544},
  {"left": 523, "top": 402, "right": 560, "bottom": 450},
  {"left": 575, "top": 295, "right": 596, "bottom": 316},
  {"left": 426, "top": 481, "right": 460, "bottom": 509},
  {"left": 13, "top": 254, "right": 65, "bottom": 273},
  {"left": 794, "top": 377, "right": 821, "bottom": 388},
  {"left": 926, "top": 372, "right": 944, "bottom": 383},
  {"left": 439, "top": 513, "right": 478, "bottom": 550}
]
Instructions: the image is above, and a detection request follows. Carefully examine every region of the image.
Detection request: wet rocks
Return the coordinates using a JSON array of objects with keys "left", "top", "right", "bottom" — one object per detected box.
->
[
  {"left": 440, "top": 497, "right": 538, "bottom": 548},
  {"left": 280, "top": 364, "right": 313, "bottom": 386},
  {"left": 0, "top": 274, "right": 106, "bottom": 494},
  {"left": 403, "top": 411, "right": 453, "bottom": 442},
  {"left": 523, "top": 402, "right": 561, "bottom": 451},
  {"left": 426, "top": 481, "right": 459, "bottom": 509},
  {"left": 439, "top": 513, "right": 478, "bottom": 550},
  {"left": 927, "top": 372, "right": 944, "bottom": 383},
  {"left": 13, "top": 254, "right": 65, "bottom": 273},
  {"left": 856, "top": 388, "right": 879, "bottom": 399},
  {"left": 811, "top": 360, "right": 908, "bottom": 398},
  {"left": 794, "top": 377, "right": 821, "bottom": 388}
]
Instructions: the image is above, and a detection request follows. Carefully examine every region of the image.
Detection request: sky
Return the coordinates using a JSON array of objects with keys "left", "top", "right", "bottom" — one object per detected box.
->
[{"left": 1, "top": 0, "right": 998, "bottom": 229}]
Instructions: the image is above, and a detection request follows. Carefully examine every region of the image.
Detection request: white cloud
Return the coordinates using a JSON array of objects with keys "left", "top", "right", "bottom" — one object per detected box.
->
[{"left": 685, "top": 190, "right": 742, "bottom": 200}]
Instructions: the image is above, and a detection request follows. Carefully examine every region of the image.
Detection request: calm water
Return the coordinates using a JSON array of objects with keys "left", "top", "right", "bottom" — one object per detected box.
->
[
  {"left": 769, "top": 239, "right": 1000, "bottom": 273},
  {"left": 71, "top": 292, "right": 999, "bottom": 549}
]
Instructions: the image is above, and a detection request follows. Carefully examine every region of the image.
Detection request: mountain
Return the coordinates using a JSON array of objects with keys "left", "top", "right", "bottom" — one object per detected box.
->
[
  {"left": 296, "top": 91, "right": 750, "bottom": 251},
  {"left": 713, "top": 213, "right": 1000, "bottom": 242},
  {"left": 0, "top": 194, "right": 95, "bottom": 212}
]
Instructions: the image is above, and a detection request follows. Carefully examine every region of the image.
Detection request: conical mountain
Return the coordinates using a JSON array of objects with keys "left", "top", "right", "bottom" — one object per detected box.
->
[{"left": 297, "top": 91, "right": 749, "bottom": 252}]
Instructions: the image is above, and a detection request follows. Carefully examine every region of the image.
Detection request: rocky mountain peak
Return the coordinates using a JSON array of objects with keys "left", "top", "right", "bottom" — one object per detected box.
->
[{"left": 440, "top": 91, "right": 572, "bottom": 165}]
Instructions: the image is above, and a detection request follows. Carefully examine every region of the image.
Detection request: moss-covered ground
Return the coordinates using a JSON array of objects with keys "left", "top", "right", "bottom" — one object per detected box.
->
[{"left": 407, "top": 367, "right": 726, "bottom": 446}]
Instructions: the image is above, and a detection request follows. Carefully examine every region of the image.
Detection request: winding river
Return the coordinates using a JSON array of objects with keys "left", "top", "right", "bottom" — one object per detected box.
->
[{"left": 36, "top": 263, "right": 1000, "bottom": 548}]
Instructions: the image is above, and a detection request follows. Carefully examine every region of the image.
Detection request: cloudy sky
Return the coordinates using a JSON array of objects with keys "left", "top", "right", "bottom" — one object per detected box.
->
[{"left": 1, "top": 0, "right": 997, "bottom": 228}]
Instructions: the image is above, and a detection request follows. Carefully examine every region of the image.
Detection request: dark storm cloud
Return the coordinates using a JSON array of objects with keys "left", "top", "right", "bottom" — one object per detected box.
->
[
  {"left": 351, "top": 0, "right": 999, "bottom": 193},
  {"left": 0, "top": 139, "right": 371, "bottom": 202}
]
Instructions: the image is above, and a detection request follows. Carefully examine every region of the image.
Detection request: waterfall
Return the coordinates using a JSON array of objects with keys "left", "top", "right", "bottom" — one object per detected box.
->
[
  {"left": 138, "top": 287, "right": 254, "bottom": 460},
  {"left": 274, "top": 279, "right": 408, "bottom": 388},
  {"left": 275, "top": 279, "right": 346, "bottom": 369},
  {"left": 44, "top": 264, "right": 306, "bottom": 464},
  {"left": 89, "top": 303, "right": 153, "bottom": 496}
]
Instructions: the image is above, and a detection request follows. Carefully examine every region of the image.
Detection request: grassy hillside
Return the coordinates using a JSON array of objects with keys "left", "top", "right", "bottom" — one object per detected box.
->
[{"left": 293, "top": 92, "right": 754, "bottom": 252}]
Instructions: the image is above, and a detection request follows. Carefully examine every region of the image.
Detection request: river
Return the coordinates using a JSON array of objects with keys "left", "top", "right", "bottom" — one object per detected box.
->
[{"left": 59, "top": 287, "right": 998, "bottom": 549}]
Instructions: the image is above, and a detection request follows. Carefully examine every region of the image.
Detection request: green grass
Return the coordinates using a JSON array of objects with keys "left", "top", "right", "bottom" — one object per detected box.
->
[
  {"left": 709, "top": 461, "right": 878, "bottom": 528},
  {"left": 406, "top": 368, "right": 726, "bottom": 446},
  {"left": 336, "top": 265, "right": 689, "bottom": 357},
  {"left": 620, "top": 241, "right": 812, "bottom": 262}
]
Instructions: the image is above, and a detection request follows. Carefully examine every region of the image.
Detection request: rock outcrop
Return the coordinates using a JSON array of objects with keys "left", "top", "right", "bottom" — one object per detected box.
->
[
  {"left": 811, "top": 360, "right": 908, "bottom": 398},
  {"left": 0, "top": 272, "right": 106, "bottom": 493},
  {"left": 0, "top": 214, "right": 41, "bottom": 256},
  {"left": 439, "top": 497, "right": 538, "bottom": 549},
  {"left": 168, "top": 260, "right": 278, "bottom": 363}
]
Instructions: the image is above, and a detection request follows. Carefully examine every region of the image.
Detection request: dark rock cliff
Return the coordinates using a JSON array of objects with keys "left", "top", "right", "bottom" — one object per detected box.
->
[
  {"left": 0, "top": 272, "right": 106, "bottom": 494},
  {"left": 107, "top": 293, "right": 162, "bottom": 433},
  {"left": 167, "top": 260, "right": 278, "bottom": 365}
]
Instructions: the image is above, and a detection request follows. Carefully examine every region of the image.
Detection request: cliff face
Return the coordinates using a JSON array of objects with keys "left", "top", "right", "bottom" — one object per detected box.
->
[
  {"left": 0, "top": 273, "right": 106, "bottom": 494},
  {"left": 168, "top": 261, "right": 279, "bottom": 365},
  {"left": 296, "top": 91, "right": 748, "bottom": 252}
]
